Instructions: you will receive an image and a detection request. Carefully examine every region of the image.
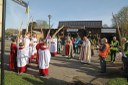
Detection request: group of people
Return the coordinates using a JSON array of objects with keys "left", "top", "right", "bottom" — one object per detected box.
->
[
  {"left": 58, "top": 35, "right": 92, "bottom": 63},
  {"left": 9, "top": 32, "right": 128, "bottom": 78},
  {"left": 99, "top": 36, "right": 128, "bottom": 77},
  {"left": 9, "top": 32, "right": 51, "bottom": 76}
]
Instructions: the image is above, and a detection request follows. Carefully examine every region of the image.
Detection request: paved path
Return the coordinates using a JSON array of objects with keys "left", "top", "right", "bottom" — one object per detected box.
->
[{"left": 1, "top": 40, "right": 123, "bottom": 85}]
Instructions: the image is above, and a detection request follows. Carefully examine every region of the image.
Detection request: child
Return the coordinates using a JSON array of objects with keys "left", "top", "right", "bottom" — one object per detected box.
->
[
  {"left": 9, "top": 38, "right": 17, "bottom": 71},
  {"left": 31, "top": 33, "right": 38, "bottom": 61},
  {"left": 17, "top": 42, "right": 27, "bottom": 74},
  {"left": 38, "top": 38, "right": 51, "bottom": 76}
]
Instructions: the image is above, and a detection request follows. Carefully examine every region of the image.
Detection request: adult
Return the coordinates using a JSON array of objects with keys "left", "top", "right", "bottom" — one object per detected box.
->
[
  {"left": 110, "top": 36, "right": 119, "bottom": 62},
  {"left": 65, "top": 36, "right": 74, "bottom": 58},
  {"left": 99, "top": 38, "right": 110, "bottom": 73},
  {"left": 80, "top": 36, "right": 91, "bottom": 63},
  {"left": 121, "top": 37, "right": 128, "bottom": 79}
]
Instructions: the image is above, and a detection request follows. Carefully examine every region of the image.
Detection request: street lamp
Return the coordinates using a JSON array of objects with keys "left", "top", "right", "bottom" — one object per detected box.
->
[
  {"left": 46, "top": 15, "right": 52, "bottom": 38},
  {"left": 48, "top": 15, "right": 52, "bottom": 29}
]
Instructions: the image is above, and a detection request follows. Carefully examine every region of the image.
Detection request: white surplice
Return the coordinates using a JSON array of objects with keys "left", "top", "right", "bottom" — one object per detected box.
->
[
  {"left": 38, "top": 47, "right": 51, "bottom": 69},
  {"left": 32, "top": 37, "right": 38, "bottom": 55},
  {"left": 17, "top": 48, "right": 27, "bottom": 67},
  {"left": 80, "top": 39, "right": 91, "bottom": 63}
]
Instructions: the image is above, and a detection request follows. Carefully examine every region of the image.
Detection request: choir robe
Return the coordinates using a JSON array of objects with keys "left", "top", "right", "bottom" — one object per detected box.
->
[
  {"left": 50, "top": 38, "right": 58, "bottom": 56},
  {"left": 65, "top": 41, "right": 74, "bottom": 57},
  {"left": 31, "top": 37, "right": 38, "bottom": 60},
  {"left": 38, "top": 45, "right": 51, "bottom": 76},
  {"left": 17, "top": 47, "right": 27, "bottom": 73},
  {"left": 9, "top": 43, "right": 17, "bottom": 70},
  {"left": 23, "top": 37, "right": 30, "bottom": 64},
  {"left": 36, "top": 43, "right": 41, "bottom": 64},
  {"left": 29, "top": 43, "right": 33, "bottom": 63},
  {"left": 80, "top": 39, "right": 91, "bottom": 63}
]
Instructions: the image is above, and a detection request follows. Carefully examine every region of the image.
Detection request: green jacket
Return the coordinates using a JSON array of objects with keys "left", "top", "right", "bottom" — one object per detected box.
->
[{"left": 110, "top": 40, "right": 119, "bottom": 51}]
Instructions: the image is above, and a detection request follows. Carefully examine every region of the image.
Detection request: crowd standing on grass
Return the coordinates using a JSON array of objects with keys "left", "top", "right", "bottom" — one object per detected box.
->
[{"left": 9, "top": 32, "right": 128, "bottom": 78}]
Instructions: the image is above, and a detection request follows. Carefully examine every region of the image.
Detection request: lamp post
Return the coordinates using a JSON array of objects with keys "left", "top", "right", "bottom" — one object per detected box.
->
[
  {"left": 46, "top": 15, "right": 51, "bottom": 38},
  {"left": 48, "top": 15, "right": 51, "bottom": 30}
]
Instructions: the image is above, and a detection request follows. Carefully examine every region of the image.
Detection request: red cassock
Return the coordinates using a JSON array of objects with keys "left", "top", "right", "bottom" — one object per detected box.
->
[
  {"left": 9, "top": 43, "right": 17, "bottom": 71},
  {"left": 65, "top": 42, "right": 70, "bottom": 56},
  {"left": 38, "top": 45, "right": 51, "bottom": 76},
  {"left": 36, "top": 43, "right": 41, "bottom": 64}
]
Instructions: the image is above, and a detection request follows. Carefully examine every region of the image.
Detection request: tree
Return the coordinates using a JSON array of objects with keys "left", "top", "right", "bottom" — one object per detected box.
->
[
  {"left": 5, "top": 29, "right": 19, "bottom": 36},
  {"left": 36, "top": 20, "right": 49, "bottom": 29},
  {"left": 112, "top": 6, "right": 128, "bottom": 36},
  {"left": 28, "top": 21, "right": 37, "bottom": 31}
]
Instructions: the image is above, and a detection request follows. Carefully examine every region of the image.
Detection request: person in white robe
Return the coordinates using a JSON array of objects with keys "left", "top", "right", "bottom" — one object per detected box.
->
[
  {"left": 80, "top": 36, "right": 91, "bottom": 63},
  {"left": 38, "top": 38, "right": 51, "bottom": 76},
  {"left": 50, "top": 37, "right": 58, "bottom": 56},
  {"left": 17, "top": 42, "right": 27, "bottom": 73},
  {"left": 31, "top": 33, "right": 38, "bottom": 61},
  {"left": 23, "top": 32, "right": 31, "bottom": 65}
]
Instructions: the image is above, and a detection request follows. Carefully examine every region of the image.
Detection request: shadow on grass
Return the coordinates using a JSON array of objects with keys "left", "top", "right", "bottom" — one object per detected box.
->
[{"left": 23, "top": 77, "right": 89, "bottom": 85}]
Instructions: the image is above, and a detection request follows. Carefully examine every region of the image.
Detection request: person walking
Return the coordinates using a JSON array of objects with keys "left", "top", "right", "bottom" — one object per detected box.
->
[{"left": 80, "top": 36, "right": 91, "bottom": 64}]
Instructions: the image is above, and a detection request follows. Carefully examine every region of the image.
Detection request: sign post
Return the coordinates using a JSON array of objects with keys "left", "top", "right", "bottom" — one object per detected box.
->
[
  {"left": 1, "top": 0, "right": 6, "bottom": 85},
  {"left": 12, "top": 0, "right": 29, "bottom": 32}
]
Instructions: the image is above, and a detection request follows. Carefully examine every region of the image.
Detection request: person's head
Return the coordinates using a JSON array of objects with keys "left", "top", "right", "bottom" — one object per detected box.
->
[
  {"left": 19, "top": 42, "right": 24, "bottom": 48},
  {"left": 113, "top": 36, "right": 117, "bottom": 41},
  {"left": 26, "top": 32, "right": 30, "bottom": 37},
  {"left": 19, "top": 35, "right": 22, "bottom": 39},
  {"left": 67, "top": 37, "right": 71, "bottom": 42},
  {"left": 33, "top": 33, "right": 37, "bottom": 38},
  {"left": 11, "top": 38, "right": 16, "bottom": 42},
  {"left": 101, "top": 38, "right": 108, "bottom": 44},
  {"left": 40, "top": 38, "right": 46, "bottom": 45},
  {"left": 83, "top": 36, "right": 88, "bottom": 41},
  {"left": 122, "top": 37, "right": 126, "bottom": 43}
]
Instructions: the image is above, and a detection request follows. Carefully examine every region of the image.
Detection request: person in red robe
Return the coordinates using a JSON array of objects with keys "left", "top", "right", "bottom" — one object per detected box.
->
[
  {"left": 17, "top": 42, "right": 27, "bottom": 74},
  {"left": 9, "top": 38, "right": 17, "bottom": 71},
  {"left": 65, "top": 37, "right": 74, "bottom": 58},
  {"left": 36, "top": 38, "right": 42, "bottom": 64},
  {"left": 38, "top": 38, "right": 51, "bottom": 76}
]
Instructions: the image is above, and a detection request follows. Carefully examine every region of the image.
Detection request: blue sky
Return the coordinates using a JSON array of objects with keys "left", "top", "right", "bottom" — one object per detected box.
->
[{"left": 6, "top": 0, "right": 128, "bottom": 29}]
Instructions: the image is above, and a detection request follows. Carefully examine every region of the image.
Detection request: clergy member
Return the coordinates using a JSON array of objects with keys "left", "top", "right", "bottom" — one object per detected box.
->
[{"left": 80, "top": 36, "right": 91, "bottom": 64}]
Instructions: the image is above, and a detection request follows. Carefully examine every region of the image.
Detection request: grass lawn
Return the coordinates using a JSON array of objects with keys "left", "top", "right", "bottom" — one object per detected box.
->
[
  {"left": 1, "top": 70, "right": 86, "bottom": 85},
  {"left": 3, "top": 71, "right": 44, "bottom": 85},
  {"left": 107, "top": 78, "right": 128, "bottom": 85}
]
